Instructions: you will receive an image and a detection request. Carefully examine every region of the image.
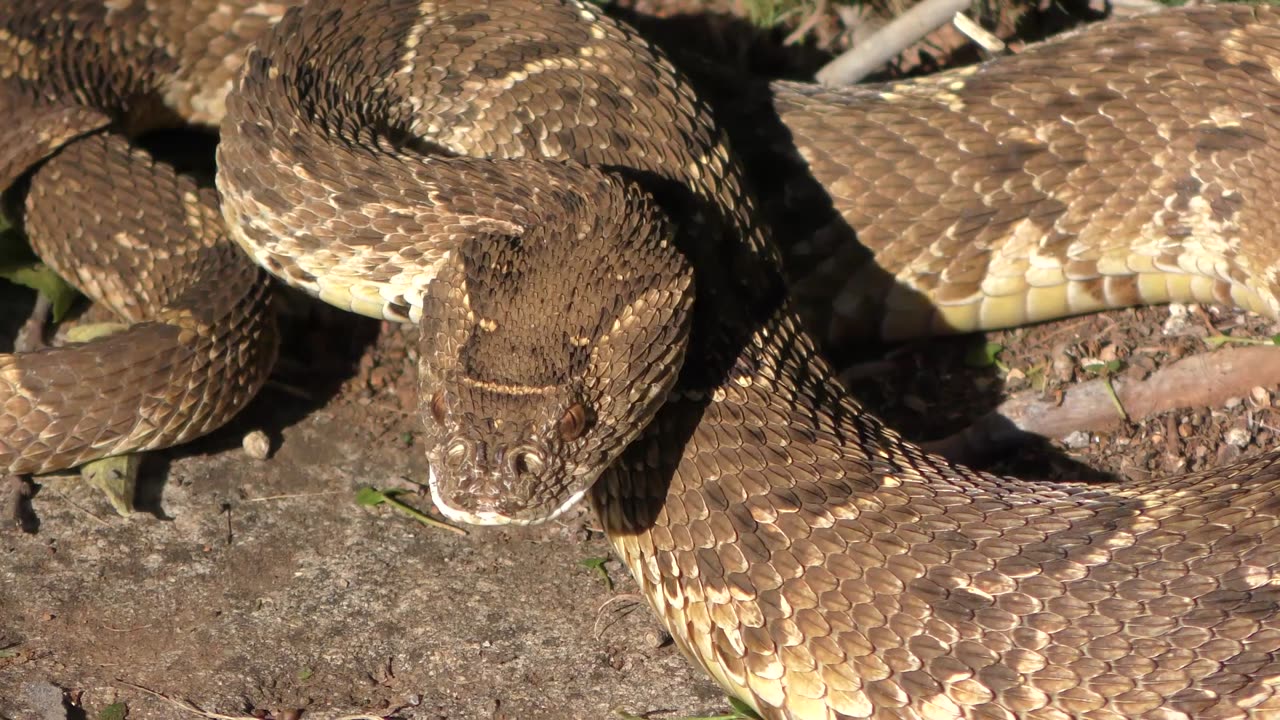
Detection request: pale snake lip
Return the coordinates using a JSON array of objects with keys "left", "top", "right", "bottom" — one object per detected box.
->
[{"left": 428, "top": 464, "right": 594, "bottom": 527}]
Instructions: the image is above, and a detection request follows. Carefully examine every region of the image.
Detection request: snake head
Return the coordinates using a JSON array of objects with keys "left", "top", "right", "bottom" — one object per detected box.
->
[{"left": 418, "top": 170, "right": 693, "bottom": 525}]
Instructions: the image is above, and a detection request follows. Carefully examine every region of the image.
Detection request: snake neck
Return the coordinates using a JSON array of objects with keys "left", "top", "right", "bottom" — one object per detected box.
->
[{"left": 593, "top": 289, "right": 1280, "bottom": 718}]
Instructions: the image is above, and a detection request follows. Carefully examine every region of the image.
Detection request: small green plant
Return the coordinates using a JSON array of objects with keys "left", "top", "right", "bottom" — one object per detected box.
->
[
  {"left": 964, "top": 340, "right": 1008, "bottom": 373},
  {"left": 97, "top": 703, "right": 128, "bottom": 720},
  {"left": 1205, "top": 332, "right": 1280, "bottom": 348},
  {"left": 355, "top": 486, "right": 466, "bottom": 535},
  {"left": 740, "top": 0, "right": 813, "bottom": 28},
  {"left": 1081, "top": 358, "right": 1127, "bottom": 421},
  {"left": 580, "top": 556, "right": 613, "bottom": 590},
  {"left": 0, "top": 214, "right": 78, "bottom": 322}
]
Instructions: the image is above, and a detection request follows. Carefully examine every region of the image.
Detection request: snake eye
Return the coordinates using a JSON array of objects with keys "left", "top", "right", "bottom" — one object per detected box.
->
[
  {"left": 429, "top": 390, "right": 448, "bottom": 425},
  {"left": 511, "top": 449, "right": 545, "bottom": 476},
  {"left": 445, "top": 440, "right": 469, "bottom": 468},
  {"left": 557, "top": 403, "right": 589, "bottom": 442}
]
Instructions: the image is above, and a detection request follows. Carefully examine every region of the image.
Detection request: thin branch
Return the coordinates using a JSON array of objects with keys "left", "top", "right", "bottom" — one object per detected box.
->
[
  {"left": 952, "top": 12, "right": 1004, "bottom": 54},
  {"left": 816, "top": 0, "right": 972, "bottom": 85},
  {"left": 923, "top": 345, "right": 1280, "bottom": 463}
]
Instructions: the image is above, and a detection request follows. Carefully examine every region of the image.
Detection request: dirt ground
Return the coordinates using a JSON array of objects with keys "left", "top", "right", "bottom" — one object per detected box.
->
[{"left": 6, "top": 2, "right": 1280, "bottom": 720}]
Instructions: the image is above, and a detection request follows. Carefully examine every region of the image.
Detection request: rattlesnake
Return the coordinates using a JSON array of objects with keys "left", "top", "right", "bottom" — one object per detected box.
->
[{"left": 6, "top": 1, "right": 1280, "bottom": 718}]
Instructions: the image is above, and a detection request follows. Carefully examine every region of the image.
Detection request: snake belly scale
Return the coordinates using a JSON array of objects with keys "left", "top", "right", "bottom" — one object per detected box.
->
[{"left": 5, "top": 1, "right": 1280, "bottom": 719}]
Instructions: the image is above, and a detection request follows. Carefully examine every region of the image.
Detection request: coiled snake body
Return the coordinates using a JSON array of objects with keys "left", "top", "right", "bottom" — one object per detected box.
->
[{"left": 5, "top": 1, "right": 1280, "bottom": 718}]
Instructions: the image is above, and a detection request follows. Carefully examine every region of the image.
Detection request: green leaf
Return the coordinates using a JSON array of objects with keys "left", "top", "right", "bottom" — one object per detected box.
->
[
  {"left": 1205, "top": 333, "right": 1280, "bottom": 348},
  {"left": 354, "top": 486, "right": 466, "bottom": 535},
  {"left": 580, "top": 556, "right": 613, "bottom": 591},
  {"left": 1, "top": 264, "right": 79, "bottom": 322},
  {"left": 739, "top": 0, "right": 808, "bottom": 27},
  {"left": 964, "top": 341, "right": 1004, "bottom": 369},
  {"left": 81, "top": 453, "right": 140, "bottom": 517},
  {"left": 97, "top": 702, "right": 128, "bottom": 720},
  {"left": 1101, "top": 375, "right": 1128, "bottom": 421},
  {"left": 0, "top": 226, "right": 79, "bottom": 322},
  {"left": 297, "top": 667, "right": 314, "bottom": 681},
  {"left": 354, "top": 486, "right": 388, "bottom": 507},
  {"left": 1082, "top": 359, "right": 1123, "bottom": 375},
  {"left": 65, "top": 322, "right": 128, "bottom": 343},
  {"left": 727, "top": 697, "right": 764, "bottom": 719}
]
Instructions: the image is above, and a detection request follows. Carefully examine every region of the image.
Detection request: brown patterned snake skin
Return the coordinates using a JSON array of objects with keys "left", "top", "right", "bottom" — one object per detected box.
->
[
  {"left": 7, "top": 0, "right": 1280, "bottom": 718},
  {"left": 0, "top": 3, "right": 278, "bottom": 474}
]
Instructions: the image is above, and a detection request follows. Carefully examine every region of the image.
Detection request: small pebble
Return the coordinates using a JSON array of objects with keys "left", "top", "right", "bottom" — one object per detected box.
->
[
  {"left": 1251, "top": 386, "right": 1272, "bottom": 406},
  {"left": 1162, "top": 303, "right": 1192, "bottom": 335},
  {"left": 644, "top": 629, "right": 671, "bottom": 649},
  {"left": 1063, "top": 431, "right": 1091, "bottom": 449},
  {"left": 242, "top": 430, "right": 272, "bottom": 460},
  {"left": 1224, "top": 396, "right": 1242, "bottom": 410},
  {"left": 1226, "top": 427, "right": 1251, "bottom": 448}
]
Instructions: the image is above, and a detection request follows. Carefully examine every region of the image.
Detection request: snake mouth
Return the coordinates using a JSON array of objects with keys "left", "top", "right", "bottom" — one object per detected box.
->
[{"left": 427, "top": 464, "right": 592, "bottom": 526}]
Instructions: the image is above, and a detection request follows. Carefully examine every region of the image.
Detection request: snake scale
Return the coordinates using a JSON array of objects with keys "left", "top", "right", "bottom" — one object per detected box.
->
[{"left": 4, "top": 0, "right": 1280, "bottom": 717}]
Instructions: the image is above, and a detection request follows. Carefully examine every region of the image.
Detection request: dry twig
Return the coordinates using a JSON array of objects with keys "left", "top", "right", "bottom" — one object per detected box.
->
[
  {"left": 816, "top": 0, "right": 971, "bottom": 85},
  {"left": 924, "top": 345, "right": 1280, "bottom": 463}
]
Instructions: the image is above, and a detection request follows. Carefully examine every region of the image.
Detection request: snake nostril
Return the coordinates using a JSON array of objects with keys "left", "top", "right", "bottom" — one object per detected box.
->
[
  {"left": 429, "top": 390, "right": 448, "bottom": 425},
  {"left": 497, "top": 496, "right": 527, "bottom": 517}
]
